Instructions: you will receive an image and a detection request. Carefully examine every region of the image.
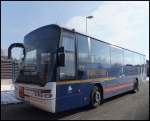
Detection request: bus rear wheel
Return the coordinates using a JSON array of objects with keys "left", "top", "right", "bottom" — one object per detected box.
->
[{"left": 91, "top": 86, "right": 102, "bottom": 108}]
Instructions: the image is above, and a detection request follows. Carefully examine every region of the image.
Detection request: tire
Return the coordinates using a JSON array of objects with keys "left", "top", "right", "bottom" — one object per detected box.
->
[{"left": 91, "top": 86, "right": 102, "bottom": 108}]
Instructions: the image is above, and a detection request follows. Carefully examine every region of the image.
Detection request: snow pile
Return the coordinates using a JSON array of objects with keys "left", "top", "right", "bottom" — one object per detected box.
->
[
  {"left": 146, "top": 77, "right": 149, "bottom": 81},
  {"left": 1, "top": 84, "right": 14, "bottom": 91},
  {"left": 1, "top": 79, "right": 21, "bottom": 105},
  {"left": 1, "top": 91, "right": 22, "bottom": 105}
]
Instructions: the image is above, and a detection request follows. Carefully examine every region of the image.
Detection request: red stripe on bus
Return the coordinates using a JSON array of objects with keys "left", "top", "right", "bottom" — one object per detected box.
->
[{"left": 104, "top": 82, "right": 133, "bottom": 93}]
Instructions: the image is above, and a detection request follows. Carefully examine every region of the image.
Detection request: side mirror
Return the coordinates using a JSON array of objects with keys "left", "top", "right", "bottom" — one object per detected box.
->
[
  {"left": 57, "top": 47, "right": 65, "bottom": 67},
  {"left": 57, "top": 46, "right": 64, "bottom": 52},
  {"left": 8, "top": 43, "right": 26, "bottom": 60}
]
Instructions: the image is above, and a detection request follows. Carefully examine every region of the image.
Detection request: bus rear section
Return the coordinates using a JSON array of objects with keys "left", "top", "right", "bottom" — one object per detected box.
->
[
  {"left": 15, "top": 82, "right": 56, "bottom": 113},
  {"left": 8, "top": 25, "right": 61, "bottom": 113}
]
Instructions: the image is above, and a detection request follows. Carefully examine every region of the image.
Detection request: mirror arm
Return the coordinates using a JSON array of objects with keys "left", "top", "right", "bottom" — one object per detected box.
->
[{"left": 8, "top": 43, "right": 26, "bottom": 59}]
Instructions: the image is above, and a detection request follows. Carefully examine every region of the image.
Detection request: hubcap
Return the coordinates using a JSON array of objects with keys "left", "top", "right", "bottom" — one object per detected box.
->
[{"left": 95, "top": 91, "right": 101, "bottom": 103}]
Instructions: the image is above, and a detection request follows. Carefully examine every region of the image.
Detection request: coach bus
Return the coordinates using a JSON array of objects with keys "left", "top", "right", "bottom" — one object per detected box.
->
[{"left": 8, "top": 24, "right": 147, "bottom": 113}]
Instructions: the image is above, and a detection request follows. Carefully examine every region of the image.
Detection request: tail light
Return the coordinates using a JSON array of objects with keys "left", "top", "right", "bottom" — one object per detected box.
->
[{"left": 19, "top": 87, "right": 24, "bottom": 98}]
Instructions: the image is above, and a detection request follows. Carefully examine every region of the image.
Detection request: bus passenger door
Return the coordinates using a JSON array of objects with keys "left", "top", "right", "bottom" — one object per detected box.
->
[{"left": 56, "top": 31, "right": 82, "bottom": 112}]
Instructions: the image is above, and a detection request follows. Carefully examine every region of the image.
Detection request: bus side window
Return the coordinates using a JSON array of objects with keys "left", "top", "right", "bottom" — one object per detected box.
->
[
  {"left": 77, "top": 34, "right": 90, "bottom": 79},
  {"left": 110, "top": 46, "right": 123, "bottom": 77},
  {"left": 59, "top": 35, "right": 75, "bottom": 80},
  {"left": 90, "top": 39, "right": 110, "bottom": 78}
]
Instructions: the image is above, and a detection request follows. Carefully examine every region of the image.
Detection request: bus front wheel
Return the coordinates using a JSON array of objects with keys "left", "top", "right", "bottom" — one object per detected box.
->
[{"left": 91, "top": 86, "right": 102, "bottom": 108}]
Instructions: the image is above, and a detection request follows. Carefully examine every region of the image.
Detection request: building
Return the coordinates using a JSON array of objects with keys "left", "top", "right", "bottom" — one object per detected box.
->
[{"left": 1, "top": 48, "right": 19, "bottom": 79}]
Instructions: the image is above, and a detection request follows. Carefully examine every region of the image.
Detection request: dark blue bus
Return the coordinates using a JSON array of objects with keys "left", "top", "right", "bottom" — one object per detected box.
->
[{"left": 8, "top": 24, "right": 147, "bottom": 113}]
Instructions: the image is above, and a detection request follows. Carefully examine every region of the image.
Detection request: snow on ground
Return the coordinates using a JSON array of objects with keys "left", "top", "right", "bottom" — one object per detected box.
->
[
  {"left": 1, "top": 91, "right": 22, "bottom": 105},
  {"left": 1, "top": 84, "right": 14, "bottom": 91},
  {"left": 142, "top": 77, "right": 149, "bottom": 83},
  {"left": 1, "top": 79, "right": 22, "bottom": 105},
  {"left": 146, "top": 77, "right": 149, "bottom": 81}
]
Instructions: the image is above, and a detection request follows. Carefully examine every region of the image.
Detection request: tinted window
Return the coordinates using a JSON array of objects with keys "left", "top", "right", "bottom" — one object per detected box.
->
[
  {"left": 89, "top": 39, "right": 110, "bottom": 78},
  {"left": 77, "top": 34, "right": 90, "bottom": 63},
  {"left": 77, "top": 34, "right": 91, "bottom": 79},
  {"left": 110, "top": 46, "right": 123, "bottom": 65},
  {"left": 133, "top": 53, "right": 141, "bottom": 75},
  {"left": 62, "top": 36, "right": 75, "bottom": 51},
  {"left": 134, "top": 53, "right": 141, "bottom": 66},
  {"left": 91, "top": 39, "right": 110, "bottom": 66},
  {"left": 59, "top": 35, "right": 75, "bottom": 80},
  {"left": 124, "top": 50, "right": 134, "bottom": 66},
  {"left": 109, "top": 46, "right": 123, "bottom": 77},
  {"left": 124, "top": 50, "right": 136, "bottom": 76}
]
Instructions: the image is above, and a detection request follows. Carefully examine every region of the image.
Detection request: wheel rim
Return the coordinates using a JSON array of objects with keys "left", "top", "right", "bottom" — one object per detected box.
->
[{"left": 94, "top": 91, "right": 101, "bottom": 104}]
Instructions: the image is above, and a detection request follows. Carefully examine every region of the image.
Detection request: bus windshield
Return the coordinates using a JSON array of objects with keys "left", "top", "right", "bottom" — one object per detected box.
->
[{"left": 25, "top": 49, "right": 37, "bottom": 64}]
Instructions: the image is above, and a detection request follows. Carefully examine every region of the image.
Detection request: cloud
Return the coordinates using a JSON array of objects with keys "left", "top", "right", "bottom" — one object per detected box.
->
[{"left": 65, "top": 1, "right": 149, "bottom": 59}]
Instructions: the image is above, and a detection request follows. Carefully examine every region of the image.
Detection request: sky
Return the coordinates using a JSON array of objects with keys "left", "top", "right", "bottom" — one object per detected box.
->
[{"left": 1, "top": 1, "right": 149, "bottom": 60}]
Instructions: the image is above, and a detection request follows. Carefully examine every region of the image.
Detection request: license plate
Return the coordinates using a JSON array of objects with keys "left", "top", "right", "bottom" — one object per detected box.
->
[{"left": 19, "top": 86, "right": 24, "bottom": 98}]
